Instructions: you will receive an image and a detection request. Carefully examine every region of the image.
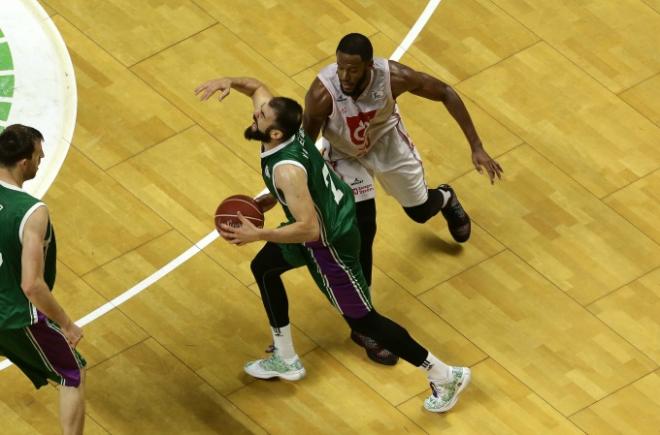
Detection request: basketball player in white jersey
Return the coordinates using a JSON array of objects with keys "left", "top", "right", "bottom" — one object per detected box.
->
[{"left": 300, "top": 33, "right": 503, "bottom": 361}]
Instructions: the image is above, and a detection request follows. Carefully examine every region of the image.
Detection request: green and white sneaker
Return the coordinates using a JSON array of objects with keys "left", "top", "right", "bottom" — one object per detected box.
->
[
  {"left": 244, "top": 353, "right": 306, "bottom": 381},
  {"left": 424, "top": 367, "right": 471, "bottom": 413}
]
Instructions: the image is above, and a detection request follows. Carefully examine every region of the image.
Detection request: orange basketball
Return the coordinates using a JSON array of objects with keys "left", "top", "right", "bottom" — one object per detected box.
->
[{"left": 215, "top": 194, "right": 265, "bottom": 233}]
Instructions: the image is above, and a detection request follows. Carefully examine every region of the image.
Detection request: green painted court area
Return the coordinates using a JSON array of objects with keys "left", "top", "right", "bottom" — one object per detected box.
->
[
  {"left": 0, "top": 75, "right": 14, "bottom": 97},
  {"left": 0, "top": 42, "right": 12, "bottom": 70}
]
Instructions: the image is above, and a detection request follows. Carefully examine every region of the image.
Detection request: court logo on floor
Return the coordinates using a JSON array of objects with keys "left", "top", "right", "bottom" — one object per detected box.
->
[
  {"left": 0, "top": 1, "right": 76, "bottom": 199},
  {"left": 0, "top": 29, "right": 14, "bottom": 130}
]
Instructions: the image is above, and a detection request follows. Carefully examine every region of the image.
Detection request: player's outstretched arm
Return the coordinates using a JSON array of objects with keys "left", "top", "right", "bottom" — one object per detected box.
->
[
  {"left": 303, "top": 78, "right": 333, "bottom": 141},
  {"left": 195, "top": 76, "right": 273, "bottom": 111},
  {"left": 21, "top": 206, "right": 83, "bottom": 347},
  {"left": 389, "top": 61, "right": 503, "bottom": 183}
]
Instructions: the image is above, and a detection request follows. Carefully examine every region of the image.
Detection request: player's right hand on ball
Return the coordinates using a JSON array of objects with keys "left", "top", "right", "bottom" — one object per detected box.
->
[{"left": 194, "top": 78, "right": 231, "bottom": 101}]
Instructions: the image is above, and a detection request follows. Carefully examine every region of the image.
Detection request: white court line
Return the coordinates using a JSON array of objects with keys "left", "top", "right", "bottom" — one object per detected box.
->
[
  {"left": 0, "top": 0, "right": 442, "bottom": 372},
  {"left": 390, "top": 0, "right": 441, "bottom": 61}
]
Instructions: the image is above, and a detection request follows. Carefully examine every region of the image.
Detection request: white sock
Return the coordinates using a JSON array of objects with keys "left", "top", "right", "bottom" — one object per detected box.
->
[
  {"left": 438, "top": 188, "right": 451, "bottom": 208},
  {"left": 272, "top": 324, "right": 297, "bottom": 363},
  {"left": 418, "top": 352, "right": 452, "bottom": 383}
]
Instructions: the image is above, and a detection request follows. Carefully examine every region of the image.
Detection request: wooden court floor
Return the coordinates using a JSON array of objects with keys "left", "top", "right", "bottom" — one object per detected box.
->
[{"left": 1, "top": 0, "right": 659, "bottom": 433}]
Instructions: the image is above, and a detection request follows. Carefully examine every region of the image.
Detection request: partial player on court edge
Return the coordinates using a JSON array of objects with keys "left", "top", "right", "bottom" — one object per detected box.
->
[{"left": 0, "top": 125, "right": 86, "bottom": 435}]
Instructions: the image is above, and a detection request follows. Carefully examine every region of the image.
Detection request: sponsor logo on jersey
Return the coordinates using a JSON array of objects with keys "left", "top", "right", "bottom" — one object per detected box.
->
[
  {"left": 350, "top": 178, "right": 363, "bottom": 186},
  {"left": 345, "top": 110, "right": 376, "bottom": 145}
]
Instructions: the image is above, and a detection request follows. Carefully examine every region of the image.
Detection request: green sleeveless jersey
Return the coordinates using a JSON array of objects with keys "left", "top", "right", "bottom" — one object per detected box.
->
[
  {"left": 261, "top": 129, "right": 357, "bottom": 244},
  {"left": 0, "top": 181, "right": 57, "bottom": 330}
]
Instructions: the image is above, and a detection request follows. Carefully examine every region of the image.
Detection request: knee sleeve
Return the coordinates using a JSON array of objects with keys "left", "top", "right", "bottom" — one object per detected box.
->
[
  {"left": 251, "top": 243, "right": 294, "bottom": 328},
  {"left": 344, "top": 310, "right": 427, "bottom": 366},
  {"left": 403, "top": 188, "right": 444, "bottom": 223}
]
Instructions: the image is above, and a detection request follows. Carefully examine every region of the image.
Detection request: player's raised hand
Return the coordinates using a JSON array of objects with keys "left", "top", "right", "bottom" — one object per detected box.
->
[
  {"left": 194, "top": 78, "right": 232, "bottom": 102},
  {"left": 472, "top": 148, "right": 503, "bottom": 184}
]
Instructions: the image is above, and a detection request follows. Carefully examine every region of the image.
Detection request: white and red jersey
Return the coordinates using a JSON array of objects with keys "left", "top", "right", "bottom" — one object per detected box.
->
[
  {"left": 317, "top": 57, "right": 428, "bottom": 207},
  {"left": 317, "top": 57, "right": 400, "bottom": 157}
]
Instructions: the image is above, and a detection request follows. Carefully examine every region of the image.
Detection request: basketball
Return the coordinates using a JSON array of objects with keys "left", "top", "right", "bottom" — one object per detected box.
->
[{"left": 215, "top": 194, "right": 265, "bottom": 233}]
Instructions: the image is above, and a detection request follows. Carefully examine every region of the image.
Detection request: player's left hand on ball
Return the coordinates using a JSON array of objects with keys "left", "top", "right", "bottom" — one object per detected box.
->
[
  {"left": 218, "top": 223, "right": 237, "bottom": 242},
  {"left": 220, "top": 212, "right": 261, "bottom": 246}
]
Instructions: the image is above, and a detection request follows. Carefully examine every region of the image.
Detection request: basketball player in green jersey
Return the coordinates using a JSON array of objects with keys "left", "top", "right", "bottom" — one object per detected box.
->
[
  {"left": 0, "top": 125, "right": 86, "bottom": 435},
  {"left": 196, "top": 77, "right": 471, "bottom": 413}
]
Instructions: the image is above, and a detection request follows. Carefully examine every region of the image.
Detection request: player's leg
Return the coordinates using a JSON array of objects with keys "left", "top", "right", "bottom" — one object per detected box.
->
[
  {"left": 306, "top": 230, "right": 470, "bottom": 412},
  {"left": 403, "top": 184, "right": 471, "bottom": 243},
  {"left": 355, "top": 198, "right": 376, "bottom": 287},
  {"left": 59, "top": 368, "right": 85, "bottom": 435},
  {"left": 323, "top": 143, "right": 398, "bottom": 365},
  {"left": 344, "top": 310, "right": 471, "bottom": 413},
  {"left": 370, "top": 124, "right": 471, "bottom": 242},
  {"left": 250, "top": 241, "right": 296, "bottom": 330},
  {"left": 245, "top": 242, "right": 306, "bottom": 381},
  {"left": 349, "top": 198, "right": 399, "bottom": 365},
  {"left": 1, "top": 315, "right": 87, "bottom": 433},
  {"left": 33, "top": 316, "right": 86, "bottom": 435}
]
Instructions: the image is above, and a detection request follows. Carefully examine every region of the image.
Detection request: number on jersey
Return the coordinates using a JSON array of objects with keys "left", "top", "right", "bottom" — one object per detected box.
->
[{"left": 322, "top": 165, "right": 344, "bottom": 205}]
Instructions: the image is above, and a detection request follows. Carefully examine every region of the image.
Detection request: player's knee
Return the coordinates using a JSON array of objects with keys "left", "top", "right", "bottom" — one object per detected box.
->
[
  {"left": 344, "top": 309, "right": 379, "bottom": 334},
  {"left": 250, "top": 255, "right": 266, "bottom": 279},
  {"left": 404, "top": 189, "right": 445, "bottom": 223}
]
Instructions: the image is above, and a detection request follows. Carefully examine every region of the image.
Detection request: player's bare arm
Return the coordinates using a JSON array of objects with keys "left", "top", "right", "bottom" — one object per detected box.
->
[
  {"left": 195, "top": 76, "right": 273, "bottom": 111},
  {"left": 221, "top": 165, "right": 320, "bottom": 245},
  {"left": 303, "top": 77, "right": 333, "bottom": 141},
  {"left": 389, "top": 60, "right": 503, "bottom": 183},
  {"left": 21, "top": 206, "right": 82, "bottom": 347}
]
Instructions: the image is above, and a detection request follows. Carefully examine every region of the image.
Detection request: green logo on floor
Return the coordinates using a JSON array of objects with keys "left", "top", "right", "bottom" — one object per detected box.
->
[{"left": 0, "top": 27, "right": 14, "bottom": 131}]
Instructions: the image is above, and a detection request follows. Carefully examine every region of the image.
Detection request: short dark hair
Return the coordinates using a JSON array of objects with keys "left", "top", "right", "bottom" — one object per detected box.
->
[
  {"left": 269, "top": 97, "right": 303, "bottom": 141},
  {"left": 0, "top": 124, "right": 44, "bottom": 167},
  {"left": 336, "top": 33, "right": 373, "bottom": 62}
]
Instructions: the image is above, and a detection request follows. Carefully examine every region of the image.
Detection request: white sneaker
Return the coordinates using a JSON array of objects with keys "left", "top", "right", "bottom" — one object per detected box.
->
[
  {"left": 244, "top": 353, "right": 306, "bottom": 381},
  {"left": 424, "top": 366, "right": 471, "bottom": 413}
]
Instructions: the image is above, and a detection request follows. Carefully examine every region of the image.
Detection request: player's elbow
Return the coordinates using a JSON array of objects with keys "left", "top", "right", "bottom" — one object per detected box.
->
[
  {"left": 21, "top": 280, "right": 40, "bottom": 299},
  {"left": 303, "top": 220, "right": 321, "bottom": 243}
]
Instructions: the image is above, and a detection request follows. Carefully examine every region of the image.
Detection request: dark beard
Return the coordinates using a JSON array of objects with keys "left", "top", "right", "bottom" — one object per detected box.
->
[
  {"left": 244, "top": 124, "right": 271, "bottom": 142},
  {"left": 343, "top": 72, "right": 370, "bottom": 97}
]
